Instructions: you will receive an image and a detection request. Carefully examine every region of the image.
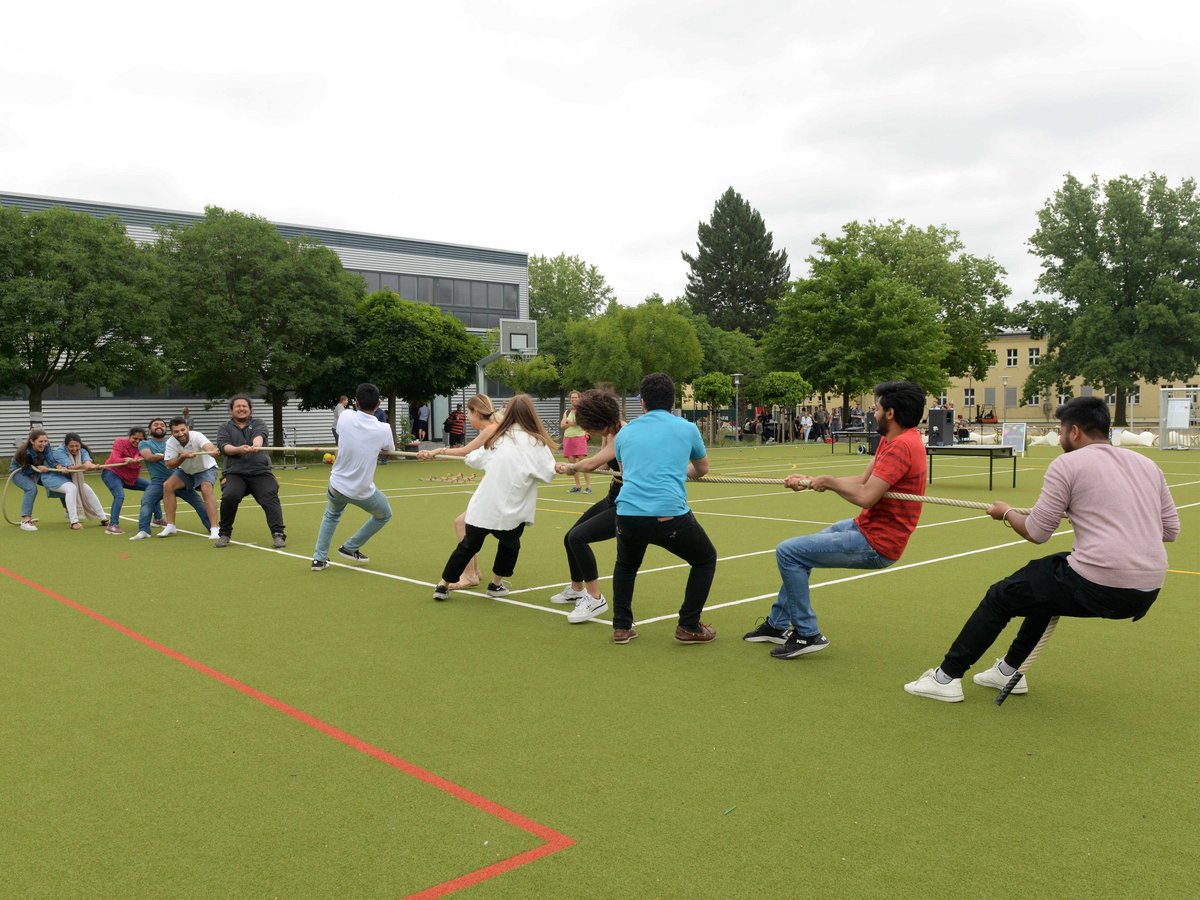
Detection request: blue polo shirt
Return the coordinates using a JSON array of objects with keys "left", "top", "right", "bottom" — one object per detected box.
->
[{"left": 613, "top": 409, "right": 706, "bottom": 517}]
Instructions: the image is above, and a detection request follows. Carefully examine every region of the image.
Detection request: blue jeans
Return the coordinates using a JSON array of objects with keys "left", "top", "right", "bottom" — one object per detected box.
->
[
  {"left": 769, "top": 519, "right": 894, "bottom": 635},
  {"left": 12, "top": 470, "right": 40, "bottom": 518},
  {"left": 102, "top": 469, "right": 159, "bottom": 524},
  {"left": 313, "top": 487, "right": 392, "bottom": 562},
  {"left": 138, "top": 480, "right": 211, "bottom": 533}
]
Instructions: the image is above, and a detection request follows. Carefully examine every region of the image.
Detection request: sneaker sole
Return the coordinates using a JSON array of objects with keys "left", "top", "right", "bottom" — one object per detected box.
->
[
  {"left": 550, "top": 594, "right": 586, "bottom": 604},
  {"left": 974, "top": 676, "right": 1028, "bottom": 694},
  {"left": 337, "top": 553, "right": 368, "bottom": 563},
  {"left": 770, "top": 642, "right": 829, "bottom": 659},
  {"left": 568, "top": 602, "right": 609, "bottom": 624},
  {"left": 903, "top": 685, "right": 964, "bottom": 702},
  {"left": 742, "top": 634, "right": 787, "bottom": 644}
]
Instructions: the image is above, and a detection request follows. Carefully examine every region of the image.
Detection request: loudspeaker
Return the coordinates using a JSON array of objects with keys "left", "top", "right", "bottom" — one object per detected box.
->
[{"left": 928, "top": 409, "right": 955, "bottom": 446}]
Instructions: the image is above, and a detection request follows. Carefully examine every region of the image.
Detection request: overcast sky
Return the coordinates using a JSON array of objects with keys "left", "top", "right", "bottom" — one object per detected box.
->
[{"left": 4, "top": 1, "right": 1198, "bottom": 307}]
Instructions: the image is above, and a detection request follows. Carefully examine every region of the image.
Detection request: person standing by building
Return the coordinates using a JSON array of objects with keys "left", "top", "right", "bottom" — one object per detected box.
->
[
  {"left": 215, "top": 395, "right": 287, "bottom": 549},
  {"left": 100, "top": 426, "right": 160, "bottom": 535},
  {"left": 415, "top": 400, "right": 431, "bottom": 442},
  {"left": 129, "top": 418, "right": 210, "bottom": 541},
  {"left": 446, "top": 403, "right": 466, "bottom": 447},
  {"left": 743, "top": 381, "right": 927, "bottom": 659},
  {"left": 904, "top": 396, "right": 1180, "bottom": 702},
  {"left": 332, "top": 395, "right": 349, "bottom": 443},
  {"left": 161, "top": 417, "right": 221, "bottom": 539},
  {"left": 814, "top": 405, "right": 829, "bottom": 442},
  {"left": 609, "top": 373, "right": 718, "bottom": 645},
  {"left": 800, "top": 409, "right": 814, "bottom": 443},
  {"left": 311, "top": 383, "right": 396, "bottom": 571},
  {"left": 561, "top": 389, "right": 591, "bottom": 494}
]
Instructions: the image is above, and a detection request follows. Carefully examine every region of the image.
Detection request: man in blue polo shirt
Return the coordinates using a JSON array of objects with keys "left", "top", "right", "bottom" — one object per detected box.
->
[{"left": 610, "top": 372, "right": 718, "bottom": 645}]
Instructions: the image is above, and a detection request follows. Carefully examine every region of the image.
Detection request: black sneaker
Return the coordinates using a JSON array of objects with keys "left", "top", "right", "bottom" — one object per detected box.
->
[
  {"left": 337, "top": 546, "right": 369, "bottom": 563},
  {"left": 742, "top": 618, "right": 789, "bottom": 644},
  {"left": 433, "top": 584, "right": 449, "bottom": 602},
  {"left": 311, "top": 559, "right": 329, "bottom": 572},
  {"left": 486, "top": 582, "right": 509, "bottom": 598},
  {"left": 770, "top": 631, "right": 830, "bottom": 659}
]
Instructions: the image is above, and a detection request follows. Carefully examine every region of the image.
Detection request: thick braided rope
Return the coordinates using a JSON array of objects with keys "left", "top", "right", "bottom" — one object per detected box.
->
[
  {"left": 691, "top": 474, "right": 1031, "bottom": 515},
  {"left": 995, "top": 615, "right": 1060, "bottom": 707}
]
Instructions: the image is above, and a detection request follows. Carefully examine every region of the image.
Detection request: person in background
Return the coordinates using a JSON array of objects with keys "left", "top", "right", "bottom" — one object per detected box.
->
[
  {"left": 9, "top": 429, "right": 53, "bottom": 532},
  {"left": 561, "top": 389, "right": 591, "bottom": 494},
  {"left": 415, "top": 400, "right": 431, "bottom": 442},
  {"left": 332, "top": 395, "right": 349, "bottom": 443},
  {"left": 181, "top": 405, "right": 194, "bottom": 428},
  {"left": 446, "top": 403, "right": 466, "bottom": 447},
  {"left": 100, "top": 426, "right": 160, "bottom": 535},
  {"left": 800, "top": 409, "right": 814, "bottom": 443}
]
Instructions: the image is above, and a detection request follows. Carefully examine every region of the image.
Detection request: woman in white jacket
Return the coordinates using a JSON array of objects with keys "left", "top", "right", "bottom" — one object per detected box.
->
[{"left": 432, "top": 394, "right": 558, "bottom": 601}]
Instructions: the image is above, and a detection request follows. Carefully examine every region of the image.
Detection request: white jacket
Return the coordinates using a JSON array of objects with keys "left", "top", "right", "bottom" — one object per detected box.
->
[{"left": 464, "top": 426, "right": 557, "bottom": 530}]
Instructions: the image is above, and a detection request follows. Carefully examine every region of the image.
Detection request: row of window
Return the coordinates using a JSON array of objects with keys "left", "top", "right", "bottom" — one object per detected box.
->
[
  {"left": 1005, "top": 348, "right": 1041, "bottom": 367},
  {"left": 350, "top": 270, "right": 520, "bottom": 330}
]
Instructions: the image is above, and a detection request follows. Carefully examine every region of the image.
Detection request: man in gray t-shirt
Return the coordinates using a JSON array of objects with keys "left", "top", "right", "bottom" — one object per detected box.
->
[{"left": 215, "top": 394, "right": 286, "bottom": 549}]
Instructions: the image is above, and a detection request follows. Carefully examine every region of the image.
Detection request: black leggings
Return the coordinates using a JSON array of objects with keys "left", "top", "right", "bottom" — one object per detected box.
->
[
  {"left": 441, "top": 522, "right": 526, "bottom": 583},
  {"left": 564, "top": 494, "right": 618, "bottom": 583}
]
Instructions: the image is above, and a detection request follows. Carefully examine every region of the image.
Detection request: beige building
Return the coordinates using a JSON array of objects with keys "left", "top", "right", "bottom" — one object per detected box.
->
[{"left": 940, "top": 330, "right": 1200, "bottom": 428}]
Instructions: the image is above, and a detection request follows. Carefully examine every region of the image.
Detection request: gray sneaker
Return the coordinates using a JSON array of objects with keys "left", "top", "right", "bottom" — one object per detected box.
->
[
  {"left": 486, "top": 581, "right": 510, "bottom": 598},
  {"left": 215, "top": 534, "right": 231, "bottom": 548},
  {"left": 272, "top": 533, "right": 287, "bottom": 549}
]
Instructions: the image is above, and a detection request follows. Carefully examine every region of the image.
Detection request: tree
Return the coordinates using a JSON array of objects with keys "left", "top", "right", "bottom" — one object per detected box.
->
[
  {"left": 691, "top": 372, "right": 733, "bottom": 443},
  {"left": 528, "top": 253, "right": 616, "bottom": 403},
  {"left": 156, "top": 207, "right": 364, "bottom": 445},
  {"left": 348, "top": 291, "right": 486, "bottom": 442},
  {"left": 682, "top": 187, "right": 790, "bottom": 337},
  {"left": 753, "top": 371, "right": 812, "bottom": 441},
  {"left": 0, "top": 205, "right": 166, "bottom": 418},
  {"left": 668, "top": 298, "right": 763, "bottom": 379},
  {"left": 1021, "top": 173, "right": 1200, "bottom": 425},
  {"left": 621, "top": 298, "right": 703, "bottom": 386},
  {"left": 562, "top": 313, "right": 641, "bottom": 395},
  {"left": 485, "top": 353, "right": 561, "bottom": 397},
  {"left": 763, "top": 226, "right": 948, "bottom": 416}
]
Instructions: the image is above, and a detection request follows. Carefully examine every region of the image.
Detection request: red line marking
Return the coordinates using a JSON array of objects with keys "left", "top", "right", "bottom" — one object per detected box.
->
[{"left": 1, "top": 566, "right": 574, "bottom": 897}]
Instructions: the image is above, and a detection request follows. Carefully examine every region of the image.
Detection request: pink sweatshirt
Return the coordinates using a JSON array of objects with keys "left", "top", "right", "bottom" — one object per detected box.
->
[
  {"left": 1025, "top": 443, "right": 1180, "bottom": 589},
  {"left": 106, "top": 437, "right": 144, "bottom": 487}
]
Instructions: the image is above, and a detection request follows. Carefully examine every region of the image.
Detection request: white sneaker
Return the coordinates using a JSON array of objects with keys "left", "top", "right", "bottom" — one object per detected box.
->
[
  {"left": 157, "top": 524, "right": 177, "bottom": 538},
  {"left": 20, "top": 521, "right": 38, "bottom": 532},
  {"left": 973, "top": 659, "right": 1028, "bottom": 694},
  {"left": 209, "top": 527, "right": 220, "bottom": 540},
  {"left": 550, "top": 585, "right": 587, "bottom": 604},
  {"left": 567, "top": 594, "right": 609, "bottom": 624},
  {"left": 129, "top": 531, "right": 151, "bottom": 541},
  {"left": 904, "top": 669, "right": 964, "bottom": 703}
]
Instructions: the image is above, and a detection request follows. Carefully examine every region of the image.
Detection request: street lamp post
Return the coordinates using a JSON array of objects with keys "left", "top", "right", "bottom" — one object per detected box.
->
[
  {"left": 1001, "top": 375, "right": 1008, "bottom": 425},
  {"left": 732, "top": 373, "right": 743, "bottom": 442}
]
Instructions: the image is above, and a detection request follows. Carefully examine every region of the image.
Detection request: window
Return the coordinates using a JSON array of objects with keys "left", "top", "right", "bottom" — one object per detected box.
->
[
  {"left": 1130, "top": 389, "right": 1140, "bottom": 405},
  {"left": 963, "top": 388, "right": 975, "bottom": 409},
  {"left": 1028, "top": 347, "right": 1040, "bottom": 366},
  {"left": 1028, "top": 393, "right": 1041, "bottom": 407},
  {"left": 1006, "top": 349, "right": 1018, "bottom": 367},
  {"left": 399, "top": 275, "right": 418, "bottom": 300},
  {"left": 938, "top": 394, "right": 948, "bottom": 406},
  {"left": 1058, "top": 391, "right": 1072, "bottom": 405},
  {"left": 1105, "top": 391, "right": 1116, "bottom": 404}
]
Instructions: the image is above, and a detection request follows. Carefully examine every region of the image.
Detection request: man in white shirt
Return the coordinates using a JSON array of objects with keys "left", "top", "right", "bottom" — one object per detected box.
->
[
  {"left": 161, "top": 416, "right": 221, "bottom": 539},
  {"left": 311, "top": 383, "right": 396, "bottom": 571}
]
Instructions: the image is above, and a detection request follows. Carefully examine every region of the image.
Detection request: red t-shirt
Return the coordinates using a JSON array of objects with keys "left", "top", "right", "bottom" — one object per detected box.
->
[
  {"left": 105, "top": 437, "right": 145, "bottom": 487},
  {"left": 854, "top": 427, "right": 926, "bottom": 560}
]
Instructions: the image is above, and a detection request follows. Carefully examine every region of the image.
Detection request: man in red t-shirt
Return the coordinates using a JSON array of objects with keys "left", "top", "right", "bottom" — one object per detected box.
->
[{"left": 743, "top": 381, "right": 928, "bottom": 659}]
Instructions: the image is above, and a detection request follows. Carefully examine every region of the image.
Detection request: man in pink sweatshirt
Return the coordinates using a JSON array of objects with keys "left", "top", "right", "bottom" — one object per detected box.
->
[{"left": 906, "top": 396, "right": 1181, "bottom": 703}]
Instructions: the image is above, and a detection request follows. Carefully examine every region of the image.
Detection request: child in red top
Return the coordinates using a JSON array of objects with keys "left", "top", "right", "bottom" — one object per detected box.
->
[{"left": 743, "top": 381, "right": 928, "bottom": 660}]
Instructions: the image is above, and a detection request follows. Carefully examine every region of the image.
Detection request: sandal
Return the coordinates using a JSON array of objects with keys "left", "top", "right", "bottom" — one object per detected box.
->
[{"left": 70, "top": 522, "right": 83, "bottom": 530}]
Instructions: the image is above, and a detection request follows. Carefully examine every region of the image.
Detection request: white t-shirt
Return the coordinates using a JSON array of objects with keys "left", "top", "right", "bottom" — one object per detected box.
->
[
  {"left": 329, "top": 410, "right": 396, "bottom": 499},
  {"left": 164, "top": 430, "right": 218, "bottom": 475},
  {"left": 463, "top": 425, "right": 556, "bottom": 530}
]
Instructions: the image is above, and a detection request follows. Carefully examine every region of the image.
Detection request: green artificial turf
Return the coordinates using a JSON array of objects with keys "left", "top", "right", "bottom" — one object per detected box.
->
[{"left": 2, "top": 443, "right": 1197, "bottom": 897}]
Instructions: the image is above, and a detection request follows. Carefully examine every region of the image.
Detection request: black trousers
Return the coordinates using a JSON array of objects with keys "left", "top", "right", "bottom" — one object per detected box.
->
[
  {"left": 564, "top": 494, "right": 618, "bottom": 583},
  {"left": 441, "top": 522, "right": 526, "bottom": 582},
  {"left": 219, "top": 472, "right": 285, "bottom": 537},
  {"left": 941, "top": 553, "right": 1159, "bottom": 678},
  {"left": 612, "top": 512, "right": 717, "bottom": 630}
]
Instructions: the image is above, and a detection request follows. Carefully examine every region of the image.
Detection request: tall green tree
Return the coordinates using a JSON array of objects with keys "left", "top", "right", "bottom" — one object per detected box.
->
[
  {"left": 485, "top": 353, "right": 561, "bottom": 397},
  {"left": 682, "top": 187, "right": 790, "bottom": 337},
  {"left": 156, "top": 207, "right": 364, "bottom": 445},
  {"left": 621, "top": 297, "right": 703, "bottom": 386},
  {"left": 1021, "top": 172, "right": 1200, "bottom": 426},
  {"left": 528, "top": 253, "right": 616, "bottom": 403},
  {"left": 562, "top": 312, "right": 641, "bottom": 395},
  {"left": 668, "top": 298, "right": 763, "bottom": 379},
  {"left": 763, "top": 226, "right": 947, "bottom": 415},
  {"left": 347, "top": 291, "right": 486, "bottom": 442},
  {"left": 0, "top": 205, "right": 166, "bottom": 418},
  {"left": 691, "top": 372, "right": 734, "bottom": 443}
]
